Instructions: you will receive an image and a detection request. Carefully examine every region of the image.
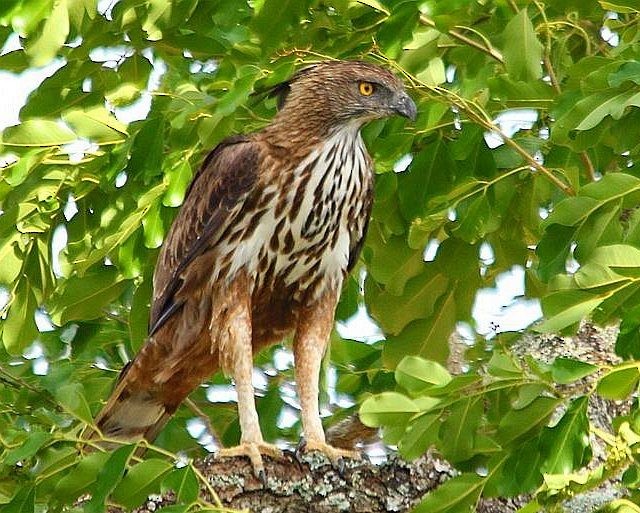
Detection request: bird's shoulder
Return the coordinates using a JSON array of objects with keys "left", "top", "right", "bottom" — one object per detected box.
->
[{"left": 150, "top": 134, "right": 266, "bottom": 334}]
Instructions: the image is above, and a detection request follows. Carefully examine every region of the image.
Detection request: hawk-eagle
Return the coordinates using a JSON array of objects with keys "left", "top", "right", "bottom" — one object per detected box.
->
[{"left": 92, "top": 60, "right": 417, "bottom": 476}]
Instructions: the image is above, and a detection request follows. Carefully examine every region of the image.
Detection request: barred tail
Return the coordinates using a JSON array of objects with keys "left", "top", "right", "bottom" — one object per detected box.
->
[{"left": 83, "top": 363, "right": 172, "bottom": 447}]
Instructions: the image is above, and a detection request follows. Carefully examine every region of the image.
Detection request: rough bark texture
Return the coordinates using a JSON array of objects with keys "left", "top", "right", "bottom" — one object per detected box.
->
[
  {"left": 105, "top": 322, "right": 627, "bottom": 513},
  {"left": 108, "top": 451, "right": 456, "bottom": 513}
]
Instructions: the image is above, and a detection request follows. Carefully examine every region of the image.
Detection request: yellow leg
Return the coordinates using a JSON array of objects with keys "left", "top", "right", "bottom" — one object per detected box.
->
[
  {"left": 215, "top": 289, "right": 282, "bottom": 477},
  {"left": 294, "top": 289, "right": 360, "bottom": 463}
]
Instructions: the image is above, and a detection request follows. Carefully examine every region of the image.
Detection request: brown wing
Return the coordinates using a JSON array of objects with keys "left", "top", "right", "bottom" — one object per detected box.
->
[
  {"left": 149, "top": 135, "right": 261, "bottom": 335},
  {"left": 347, "top": 167, "right": 374, "bottom": 272}
]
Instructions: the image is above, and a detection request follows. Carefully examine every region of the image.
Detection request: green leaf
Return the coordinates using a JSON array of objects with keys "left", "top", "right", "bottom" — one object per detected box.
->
[
  {"left": 486, "top": 351, "right": 522, "bottom": 378},
  {"left": 395, "top": 356, "right": 452, "bottom": 395},
  {"left": 574, "top": 262, "right": 628, "bottom": 290},
  {"left": 416, "top": 57, "right": 446, "bottom": 86},
  {"left": 1, "top": 278, "right": 39, "bottom": 355},
  {"left": 413, "top": 473, "right": 484, "bottom": 513},
  {"left": 577, "top": 91, "right": 640, "bottom": 131},
  {"left": 112, "top": 459, "right": 173, "bottom": 507},
  {"left": 609, "top": 61, "right": 640, "bottom": 87},
  {"left": 2, "top": 432, "right": 52, "bottom": 465},
  {"left": 53, "top": 382, "right": 93, "bottom": 424},
  {"left": 369, "top": 269, "right": 449, "bottom": 334},
  {"left": 498, "top": 397, "right": 561, "bottom": 445},
  {"left": 537, "top": 290, "right": 606, "bottom": 333},
  {"left": 590, "top": 244, "right": 640, "bottom": 267},
  {"left": 85, "top": 444, "right": 136, "bottom": 513},
  {"left": 4, "top": 486, "right": 35, "bottom": 513},
  {"left": 502, "top": 9, "right": 543, "bottom": 81},
  {"left": 399, "top": 413, "right": 439, "bottom": 460},
  {"left": 554, "top": 91, "right": 640, "bottom": 141},
  {"left": 1, "top": 119, "right": 76, "bottom": 147},
  {"left": 24, "top": 0, "right": 70, "bottom": 66},
  {"left": 382, "top": 290, "right": 456, "bottom": 368},
  {"left": 48, "top": 267, "right": 129, "bottom": 325},
  {"left": 54, "top": 452, "right": 110, "bottom": 501},
  {"left": 550, "top": 358, "right": 597, "bottom": 384},
  {"left": 398, "top": 139, "right": 456, "bottom": 222},
  {"left": 163, "top": 159, "right": 193, "bottom": 208},
  {"left": 162, "top": 466, "right": 199, "bottom": 504},
  {"left": 62, "top": 106, "right": 128, "bottom": 143},
  {"left": 599, "top": 499, "right": 640, "bottom": 513},
  {"left": 597, "top": 366, "right": 640, "bottom": 399},
  {"left": 540, "top": 396, "right": 591, "bottom": 474},
  {"left": 439, "top": 396, "right": 483, "bottom": 462},
  {"left": 2, "top": 148, "right": 51, "bottom": 186},
  {"left": 365, "top": 225, "right": 424, "bottom": 295},
  {"left": 142, "top": 201, "right": 166, "bottom": 249},
  {"left": 359, "top": 392, "right": 420, "bottom": 427}
]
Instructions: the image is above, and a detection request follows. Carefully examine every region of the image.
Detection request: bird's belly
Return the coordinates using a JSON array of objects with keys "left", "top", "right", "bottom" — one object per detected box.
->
[
  {"left": 251, "top": 206, "right": 351, "bottom": 300},
  {"left": 225, "top": 132, "right": 369, "bottom": 303}
]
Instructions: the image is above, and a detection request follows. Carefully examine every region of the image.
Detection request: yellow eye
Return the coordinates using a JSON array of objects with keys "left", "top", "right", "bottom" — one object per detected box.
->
[{"left": 359, "top": 81, "right": 374, "bottom": 96}]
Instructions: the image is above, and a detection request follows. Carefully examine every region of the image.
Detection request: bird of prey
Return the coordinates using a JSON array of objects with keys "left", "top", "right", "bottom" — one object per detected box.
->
[{"left": 92, "top": 60, "right": 417, "bottom": 475}]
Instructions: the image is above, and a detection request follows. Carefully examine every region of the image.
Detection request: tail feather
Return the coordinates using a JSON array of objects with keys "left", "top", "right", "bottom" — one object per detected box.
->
[
  {"left": 83, "top": 363, "right": 170, "bottom": 447},
  {"left": 83, "top": 311, "right": 220, "bottom": 449}
]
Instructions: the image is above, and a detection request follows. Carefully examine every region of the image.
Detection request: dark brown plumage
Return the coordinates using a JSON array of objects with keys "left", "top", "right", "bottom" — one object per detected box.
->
[{"left": 92, "top": 60, "right": 416, "bottom": 473}]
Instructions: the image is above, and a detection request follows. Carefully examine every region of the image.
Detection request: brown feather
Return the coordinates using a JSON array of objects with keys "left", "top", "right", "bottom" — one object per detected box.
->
[{"left": 89, "top": 60, "right": 415, "bottom": 448}]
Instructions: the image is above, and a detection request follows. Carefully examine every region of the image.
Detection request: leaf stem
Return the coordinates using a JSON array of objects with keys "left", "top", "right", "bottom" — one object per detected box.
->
[
  {"left": 579, "top": 152, "right": 597, "bottom": 182},
  {"left": 419, "top": 15, "right": 504, "bottom": 64}
]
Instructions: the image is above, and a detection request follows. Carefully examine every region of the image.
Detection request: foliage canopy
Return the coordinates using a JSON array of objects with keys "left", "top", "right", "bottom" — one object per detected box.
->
[{"left": 2, "top": 0, "right": 640, "bottom": 511}]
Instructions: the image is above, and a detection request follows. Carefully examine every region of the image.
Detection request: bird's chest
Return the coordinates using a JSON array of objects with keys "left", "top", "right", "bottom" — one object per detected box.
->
[{"left": 239, "top": 133, "right": 371, "bottom": 300}]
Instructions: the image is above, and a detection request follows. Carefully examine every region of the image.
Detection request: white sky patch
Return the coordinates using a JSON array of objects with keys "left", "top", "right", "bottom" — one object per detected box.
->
[
  {"left": 484, "top": 109, "right": 538, "bottom": 149},
  {"left": 64, "top": 194, "right": 79, "bottom": 221},
  {"left": 393, "top": 153, "right": 413, "bottom": 172},
  {"left": 273, "top": 347, "right": 294, "bottom": 371},
  {"left": 337, "top": 305, "right": 384, "bottom": 343},
  {"left": 206, "top": 384, "right": 237, "bottom": 403},
  {"left": 98, "top": 0, "right": 120, "bottom": 19},
  {"left": 423, "top": 238, "right": 440, "bottom": 262},
  {"left": 479, "top": 241, "right": 495, "bottom": 266},
  {"left": 472, "top": 265, "right": 542, "bottom": 336},
  {"left": 115, "top": 170, "right": 128, "bottom": 188},
  {"left": 35, "top": 309, "right": 55, "bottom": 332},
  {"left": 601, "top": 25, "right": 620, "bottom": 47},
  {"left": 61, "top": 139, "right": 99, "bottom": 164},
  {"left": 0, "top": 287, "right": 9, "bottom": 311},
  {"left": 52, "top": 225, "right": 68, "bottom": 277},
  {"left": 0, "top": 59, "right": 66, "bottom": 130},
  {"left": 186, "top": 417, "right": 206, "bottom": 439}
]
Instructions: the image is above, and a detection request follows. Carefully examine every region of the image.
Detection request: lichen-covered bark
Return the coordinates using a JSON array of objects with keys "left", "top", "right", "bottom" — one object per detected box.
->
[
  {"left": 107, "top": 323, "right": 625, "bottom": 513},
  {"left": 106, "top": 451, "right": 454, "bottom": 513}
]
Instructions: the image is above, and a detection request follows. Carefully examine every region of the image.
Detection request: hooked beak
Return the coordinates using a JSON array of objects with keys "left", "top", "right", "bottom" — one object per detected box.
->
[{"left": 394, "top": 92, "right": 417, "bottom": 121}]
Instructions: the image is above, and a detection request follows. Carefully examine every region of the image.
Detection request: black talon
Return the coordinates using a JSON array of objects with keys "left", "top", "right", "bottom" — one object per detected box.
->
[
  {"left": 295, "top": 437, "right": 307, "bottom": 462},
  {"left": 258, "top": 469, "right": 268, "bottom": 487},
  {"left": 334, "top": 457, "right": 346, "bottom": 477}
]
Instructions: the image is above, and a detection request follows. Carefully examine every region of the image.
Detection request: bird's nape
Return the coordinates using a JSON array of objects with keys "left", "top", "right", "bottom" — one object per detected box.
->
[{"left": 89, "top": 60, "right": 416, "bottom": 478}]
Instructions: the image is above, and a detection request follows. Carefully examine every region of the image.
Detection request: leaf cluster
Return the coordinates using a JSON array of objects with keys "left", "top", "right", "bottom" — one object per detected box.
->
[{"left": 2, "top": 0, "right": 640, "bottom": 511}]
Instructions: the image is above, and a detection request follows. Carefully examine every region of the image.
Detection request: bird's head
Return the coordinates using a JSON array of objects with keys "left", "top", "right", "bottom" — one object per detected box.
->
[{"left": 266, "top": 60, "right": 417, "bottom": 136}]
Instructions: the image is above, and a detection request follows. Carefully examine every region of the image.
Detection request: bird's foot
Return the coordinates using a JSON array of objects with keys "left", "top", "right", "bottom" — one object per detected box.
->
[
  {"left": 297, "top": 437, "right": 360, "bottom": 471},
  {"left": 216, "top": 441, "right": 283, "bottom": 483}
]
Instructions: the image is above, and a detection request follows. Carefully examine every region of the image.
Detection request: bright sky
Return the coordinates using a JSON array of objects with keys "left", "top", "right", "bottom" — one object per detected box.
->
[{"left": 0, "top": 33, "right": 543, "bottom": 351}]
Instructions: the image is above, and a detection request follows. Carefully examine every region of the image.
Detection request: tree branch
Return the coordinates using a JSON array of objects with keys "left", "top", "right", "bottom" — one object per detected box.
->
[{"left": 419, "top": 15, "right": 504, "bottom": 64}]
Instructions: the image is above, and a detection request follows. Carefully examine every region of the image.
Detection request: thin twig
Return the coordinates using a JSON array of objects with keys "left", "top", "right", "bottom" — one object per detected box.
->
[
  {"left": 506, "top": 0, "right": 519, "bottom": 13},
  {"left": 380, "top": 53, "right": 576, "bottom": 196},
  {"left": 419, "top": 15, "right": 504, "bottom": 64},
  {"left": 499, "top": 130, "right": 574, "bottom": 195},
  {"left": 185, "top": 398, "right": 221, "bottom": 447},
  {"left": 580, "top": 152, "right": 597, "bottom": 182}
]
